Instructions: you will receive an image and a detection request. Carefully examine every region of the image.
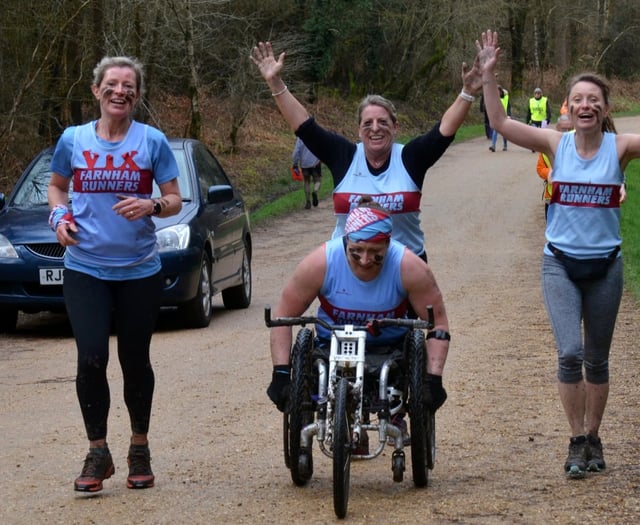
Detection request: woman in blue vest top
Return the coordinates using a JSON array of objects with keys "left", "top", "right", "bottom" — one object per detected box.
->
[
  {"left": 267, "top": 198, "right": 450, "bottom": 452},
  {"left": 477, "top": 30, "right": 640, "bottom": 480}
]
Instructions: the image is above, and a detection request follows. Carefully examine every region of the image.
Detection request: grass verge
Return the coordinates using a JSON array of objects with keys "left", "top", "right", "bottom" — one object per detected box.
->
[
  {"left": 621, "top": 160, "right": 640, "bottom": 303},
  {"left": 250, "top": 169, "right": 333, "bottom": 226}
]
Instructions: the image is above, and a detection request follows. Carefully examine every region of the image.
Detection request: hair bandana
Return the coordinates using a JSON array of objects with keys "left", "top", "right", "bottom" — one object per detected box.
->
[{"left": 345, "top": 206, "right": 392, "bottom": 242}]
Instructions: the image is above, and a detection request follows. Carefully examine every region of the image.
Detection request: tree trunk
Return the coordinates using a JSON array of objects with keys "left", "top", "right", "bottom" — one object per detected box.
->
[
  {"left": 185, "top": 0, "right": 201, "bottom": 139},
  {"left": 508, "top": 3, "right": 529, "bottom": 94}
]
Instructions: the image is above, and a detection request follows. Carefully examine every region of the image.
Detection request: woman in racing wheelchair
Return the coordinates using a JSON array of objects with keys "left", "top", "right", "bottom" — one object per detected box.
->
[{"left": 267, "top": 198, "right": 450, "bottom": 455}]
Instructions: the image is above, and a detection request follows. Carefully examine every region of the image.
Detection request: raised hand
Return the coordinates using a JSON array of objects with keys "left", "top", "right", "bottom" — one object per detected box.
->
[
  {"left": 250, "top": 42, "right": 285, "bottom": 82},
  {"left": 461, "top": 54, "right": 482, "bottom": 95},
  {"left": 475, "top": 30, "right": 500, "bottom": 74}
]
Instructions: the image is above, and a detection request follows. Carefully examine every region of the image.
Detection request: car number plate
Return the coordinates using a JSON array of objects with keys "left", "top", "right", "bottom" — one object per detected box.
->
[{"left": 39, "top": 268, "right": 65, "bottom": 285}]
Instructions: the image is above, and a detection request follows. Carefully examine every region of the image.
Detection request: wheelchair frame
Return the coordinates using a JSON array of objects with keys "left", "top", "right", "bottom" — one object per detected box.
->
[{"left": 265, "top": 306, "right": 437, "bottom": 519}]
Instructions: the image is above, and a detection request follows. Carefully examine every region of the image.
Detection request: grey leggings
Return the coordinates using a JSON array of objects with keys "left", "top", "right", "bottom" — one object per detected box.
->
[{"left": 541, "top": 254, "right": 622, "bottom": 384}]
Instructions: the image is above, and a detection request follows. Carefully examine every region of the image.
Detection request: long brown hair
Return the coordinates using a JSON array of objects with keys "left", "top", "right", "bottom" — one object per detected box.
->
[{"left": 566, "top": 72, "right": 617, "bottom": 133}]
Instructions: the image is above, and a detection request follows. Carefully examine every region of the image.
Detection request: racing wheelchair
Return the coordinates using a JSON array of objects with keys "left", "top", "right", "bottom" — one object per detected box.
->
[{"left": 264, "top": 306, "right": 437, "bottom": 519}]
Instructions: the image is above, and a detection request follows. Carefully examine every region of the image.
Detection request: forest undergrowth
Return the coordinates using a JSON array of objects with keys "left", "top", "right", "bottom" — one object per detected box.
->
[{"left": 3, "top": 74, "right": 640, "bottom": 214}]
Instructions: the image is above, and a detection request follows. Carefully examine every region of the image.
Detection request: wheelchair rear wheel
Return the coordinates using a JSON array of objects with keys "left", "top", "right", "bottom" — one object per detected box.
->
[
  {"left": 285, "top": 328, "right": 315, "bottom": 486},
  {"left": 333, "top": 377, "right": 352, "bottom": 519},
  {"left": 406, "top": 329, "right": 435, "bottom": 488}
]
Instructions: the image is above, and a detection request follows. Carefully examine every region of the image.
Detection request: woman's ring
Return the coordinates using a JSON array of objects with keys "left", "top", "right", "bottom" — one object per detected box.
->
[{"left": 129, "top": 211, "right": 134, "bottom": 217}]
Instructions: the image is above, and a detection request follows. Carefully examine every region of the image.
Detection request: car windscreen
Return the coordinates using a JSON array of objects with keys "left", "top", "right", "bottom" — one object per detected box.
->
[
  {"left": 12, "top": 153, "right": 54, "bottom": 206},
  {"left": 152, "top": 149, "right": 192, "bottom": 200}
]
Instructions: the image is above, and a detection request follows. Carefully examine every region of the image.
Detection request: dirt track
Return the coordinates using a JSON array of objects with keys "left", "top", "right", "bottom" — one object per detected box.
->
[{"left": 2, "top": 119, "right": 640, "bottom": 524}]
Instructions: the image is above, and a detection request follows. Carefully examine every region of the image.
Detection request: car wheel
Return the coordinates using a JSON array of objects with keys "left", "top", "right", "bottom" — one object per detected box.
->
[
  {"left": 179, "top": 252, "right": 212, "bottom": 328},
  {"left": 222, "top": 245, "right": 251, "bottom": 309},
  {"left": 0, "top": 307, "right": 19, "bottom": 333}
]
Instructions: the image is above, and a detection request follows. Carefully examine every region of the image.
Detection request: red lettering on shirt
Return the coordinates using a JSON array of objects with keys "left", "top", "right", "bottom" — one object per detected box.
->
[
  {"left": 550, "top": 182, "right": 619, "bottom": 208},
  {"left": 73, "top": 150, "right": 152, "bottom": 194},
  {"left": 334, "top": 191, "right": 421, "bottom": 214}
]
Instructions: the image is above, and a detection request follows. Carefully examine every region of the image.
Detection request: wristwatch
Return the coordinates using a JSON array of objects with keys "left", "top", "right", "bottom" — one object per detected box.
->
[
  {"left": 151, "top": 199, "right": 162, "bottom": 216},
  {"left": 426, "top": 329, "right": 451, "bottom": 341}
]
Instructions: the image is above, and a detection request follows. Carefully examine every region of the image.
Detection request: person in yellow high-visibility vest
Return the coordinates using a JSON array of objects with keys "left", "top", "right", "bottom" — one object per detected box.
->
[
  {"left": 489, "top": 85, "right": 511, "bottom": 151},
  {"left": 526, "top": 87, "right": 551, "bottom": 127}
]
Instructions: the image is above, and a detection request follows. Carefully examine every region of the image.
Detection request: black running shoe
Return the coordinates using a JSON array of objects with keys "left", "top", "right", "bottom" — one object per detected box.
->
[
  {"left": 74, "top": 447, "right": 115, "bottom": 492},
  {"left": 564, "top": 435, "right": 588, "bottom": 479},
  {"left": 312, "top": 192, "right": 319, "bottom": 207},
  {"left": 127, "top": 444, "right": 155, "bottom": 489},
  {"left": 586, "top": 434, "right": 606, "bottom": 472}
]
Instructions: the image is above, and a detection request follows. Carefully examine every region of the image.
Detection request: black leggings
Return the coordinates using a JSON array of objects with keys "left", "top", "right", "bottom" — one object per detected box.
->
[{"left": 64, "top": 269, "right": 163, "bottom": 441}]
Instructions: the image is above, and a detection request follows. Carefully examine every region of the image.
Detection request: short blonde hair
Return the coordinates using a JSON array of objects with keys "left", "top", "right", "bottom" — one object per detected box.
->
[
  {"left": 357, "top": 95, "right": 398, "bottom": 125},
  {"left": 92, "top": 56, "right": 145, "bottom": 97}
]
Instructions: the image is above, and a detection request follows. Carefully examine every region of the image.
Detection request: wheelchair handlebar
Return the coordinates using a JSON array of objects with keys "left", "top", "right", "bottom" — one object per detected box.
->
[{"left": 264, "top": 305, "right": 435, "bottom": 332}]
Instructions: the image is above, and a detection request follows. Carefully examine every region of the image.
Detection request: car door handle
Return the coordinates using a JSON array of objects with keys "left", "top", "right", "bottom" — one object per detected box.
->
[{"left": 222, "top": 200, "right": 242, "bottom": 213}]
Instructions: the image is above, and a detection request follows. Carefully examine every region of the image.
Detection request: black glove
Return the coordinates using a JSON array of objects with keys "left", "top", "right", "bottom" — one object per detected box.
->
[
  {"left": 267, "top": 365, "right": 291, "bottom": 412},
  {"left": 423, "top": 373, "right": 447, "bottom": 412}
]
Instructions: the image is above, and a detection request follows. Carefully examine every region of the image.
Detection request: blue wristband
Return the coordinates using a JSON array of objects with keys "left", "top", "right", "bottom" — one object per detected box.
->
[{"left": 48, "top": 205, "right": 68, "bottom": 231}]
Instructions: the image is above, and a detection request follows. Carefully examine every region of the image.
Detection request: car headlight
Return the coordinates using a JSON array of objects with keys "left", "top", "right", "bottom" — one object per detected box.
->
[
  {"left": 156, "top": 223, "right": 191, "bottom": 251},
  {"left": 0, "top": 234, "right": 19, "bottom": 258}
]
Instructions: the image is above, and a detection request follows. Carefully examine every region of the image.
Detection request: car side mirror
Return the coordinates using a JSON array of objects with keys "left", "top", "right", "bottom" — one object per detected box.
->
[
  {"left": 0, "top": 193, "right": 5, "bottom": 211},
  {"left": 207, "top": 185, "right": 233, "bottom": 204}
]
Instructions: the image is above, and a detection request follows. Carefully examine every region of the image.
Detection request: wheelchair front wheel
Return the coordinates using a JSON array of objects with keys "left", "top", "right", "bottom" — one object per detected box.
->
[{"left": 333, "top": 377, "right": 352, "bottom": 519}]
